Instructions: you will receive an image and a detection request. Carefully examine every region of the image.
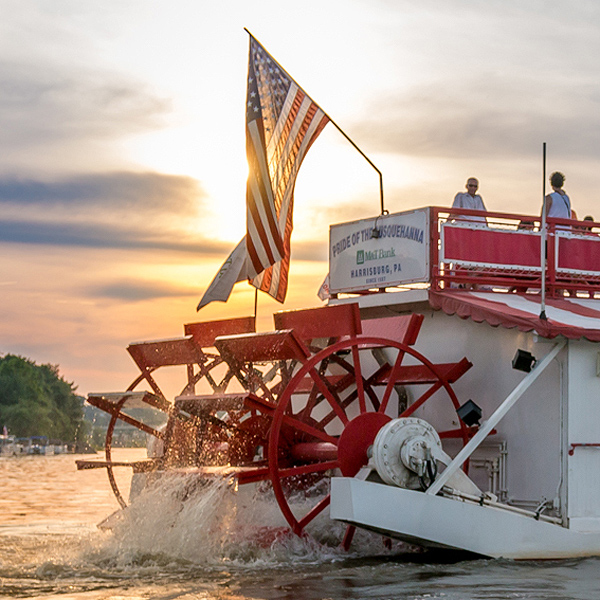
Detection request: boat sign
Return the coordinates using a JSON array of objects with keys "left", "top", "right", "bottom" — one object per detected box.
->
[{"left": 329, "top": 208, "right": 430, "bottom": 293}]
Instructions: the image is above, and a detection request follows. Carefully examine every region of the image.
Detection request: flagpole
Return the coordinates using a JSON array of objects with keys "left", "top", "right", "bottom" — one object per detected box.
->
[
  {"left": 244, "top": 28, "right": 386, "bottom": 216},
  {"left": 253, "top": 287, "right": 258, "bottom": 321},
  {"left": 328, "top": 118, "right": 386, "bottom": 216}
]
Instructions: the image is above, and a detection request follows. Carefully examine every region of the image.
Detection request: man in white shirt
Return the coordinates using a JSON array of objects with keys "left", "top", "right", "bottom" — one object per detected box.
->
[
  {"left": 544, "top": 171, "right": 571, "bottom": 220},
  {"left": 450, "top": 177, "right": 488, "bottom": 290},
  {"left": 452, "top": 178, "right": 487, "bottom": 223}
]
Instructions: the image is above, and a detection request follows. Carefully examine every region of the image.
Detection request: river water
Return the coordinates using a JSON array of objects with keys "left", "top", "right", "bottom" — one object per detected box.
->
[{"left": 1, "top": 449, "right": 599, "bottom": 600}]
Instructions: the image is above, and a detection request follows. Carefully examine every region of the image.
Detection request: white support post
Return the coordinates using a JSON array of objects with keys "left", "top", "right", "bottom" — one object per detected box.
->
[{"left": 426, "top": 339, "right": 566, "bottom": 496}]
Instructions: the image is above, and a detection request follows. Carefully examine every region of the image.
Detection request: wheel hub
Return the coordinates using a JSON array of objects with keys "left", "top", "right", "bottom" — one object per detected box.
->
[{"left": 337, "top": 412, "right": 392, "bottom": 476}]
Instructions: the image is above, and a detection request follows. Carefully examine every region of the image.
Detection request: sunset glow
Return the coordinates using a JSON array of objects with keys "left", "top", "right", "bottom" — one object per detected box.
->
[{"left": 1, "top": 0, "right": 599, "bottom": 395}]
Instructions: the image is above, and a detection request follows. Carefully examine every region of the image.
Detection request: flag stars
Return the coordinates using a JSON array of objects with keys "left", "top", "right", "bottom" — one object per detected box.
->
[{"left": 248, "top": 39, "right": 292, "bottom": 123}]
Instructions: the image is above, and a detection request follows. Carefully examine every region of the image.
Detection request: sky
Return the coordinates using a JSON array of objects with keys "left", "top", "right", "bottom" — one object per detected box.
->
[{"left": 2, "top": 0, "right": 600, "bottom": 399}]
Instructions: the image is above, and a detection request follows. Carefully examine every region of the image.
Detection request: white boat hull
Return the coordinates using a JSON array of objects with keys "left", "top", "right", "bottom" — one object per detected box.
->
[{"left": 331, "top": 477, "right": 600, "bottom": 560}]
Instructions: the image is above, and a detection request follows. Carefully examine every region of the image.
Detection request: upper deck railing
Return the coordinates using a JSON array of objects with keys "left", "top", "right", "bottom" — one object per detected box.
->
[{"left": 327, "top": 207, "right": 600, "bottom": 298}]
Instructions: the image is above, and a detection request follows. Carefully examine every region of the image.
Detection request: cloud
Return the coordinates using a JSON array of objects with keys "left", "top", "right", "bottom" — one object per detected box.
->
[
  {"left": 352, "top": 75, "right": 600, "bottom": 160},
  {"left": 86, "top": 280, "right": 195, "bottom": 302},
  {"left": 0, "top": 218, "right": 232, "bottom": 254},
  {"left": 349, "top": 0, "right": 600, "bottom": 164},
  {"left": 0, "top": 171, "right": 203, "bottom": 215},
  {"left": 290, "top": 239, "right": 328, "bottom": 263},
  {"left": 0, "top": 61, "right": 170, "bottom": 152},
  {"left": 0, "top": 169, "right": 329, "bottom": 259},
  {"left": 0, "top": 170, "right": 237, "bottom": 254},
  {"left": 306, "top": 202, "right": 378, "bottom": 229}
]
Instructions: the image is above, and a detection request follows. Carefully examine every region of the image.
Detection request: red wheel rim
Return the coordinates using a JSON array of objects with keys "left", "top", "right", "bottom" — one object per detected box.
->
[
  {"left": 267, "top": 336, "right": 469, "bottom": 543},
  {"left": 105, "top": 394, "right": 131, "bottom": 509}
]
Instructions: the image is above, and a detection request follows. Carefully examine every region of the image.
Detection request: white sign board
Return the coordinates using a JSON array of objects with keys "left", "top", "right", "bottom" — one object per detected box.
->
[{"left": 329, "top": 208, "right": 430, "bottom": 294}]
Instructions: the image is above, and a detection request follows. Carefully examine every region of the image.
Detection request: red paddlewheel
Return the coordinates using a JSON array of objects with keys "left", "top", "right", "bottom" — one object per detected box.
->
[
  {"left": 267, "top": 336, "right": 471, "bottom": 548},
  {"left": 102, "top": 343, "right": 276, "bottom": 508},
  {"left": 95, "top": 310, "right": 473, "bottom": 551}
]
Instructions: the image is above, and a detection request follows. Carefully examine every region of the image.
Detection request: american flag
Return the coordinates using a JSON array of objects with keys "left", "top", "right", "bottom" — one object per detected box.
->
[{"left": 245, "top": 35, "right": 329, "bottom": 302}]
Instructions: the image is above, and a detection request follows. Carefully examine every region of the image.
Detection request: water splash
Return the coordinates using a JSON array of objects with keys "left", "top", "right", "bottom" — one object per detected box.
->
[
  {"left": 0, "top": 469, "right": 416, "bottom": 599},
  {"left": 87, "top": 471, "right": 402, "bottom": 568}
]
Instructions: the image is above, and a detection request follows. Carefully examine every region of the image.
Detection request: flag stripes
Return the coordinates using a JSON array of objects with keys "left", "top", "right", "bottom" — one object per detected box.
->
[
  {"left": 246, "top": 119, "right": 284, "bottom": 272},
  {"left": 245, "top": 35, "right": 329, "bottom": 301},
  {"left": 253, "top": 93, "right": 329, "bottom": 301},
  {"left": 198, "top": 34, "right": 330, "bottom": 310}
]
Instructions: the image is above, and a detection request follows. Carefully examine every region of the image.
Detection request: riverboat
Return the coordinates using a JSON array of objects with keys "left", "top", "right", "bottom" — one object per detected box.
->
[{"left": 78, "top": 204, "right": 600, "bottom": 560}]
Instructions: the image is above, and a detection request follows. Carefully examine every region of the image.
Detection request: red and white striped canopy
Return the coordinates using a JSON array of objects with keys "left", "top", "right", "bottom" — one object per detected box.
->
[{"left": 429, "top": 290, "right": 600, "bottom": 342}]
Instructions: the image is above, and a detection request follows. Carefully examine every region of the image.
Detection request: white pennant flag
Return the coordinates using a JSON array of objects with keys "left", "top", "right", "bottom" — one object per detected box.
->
[
  {"left": 197, "top": 237, "right": 249, "bottom": 310},
  {"left": 317, "top": 274, "right": 330, "bottom": 301}
]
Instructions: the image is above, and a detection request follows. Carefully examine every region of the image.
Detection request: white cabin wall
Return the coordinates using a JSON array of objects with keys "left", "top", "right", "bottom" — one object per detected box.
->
[
  {"left": 566, "top": 340, "right": 600, "bottom": 531},
  {"left": 362, "top": 305, "right": 564, "bottom": 507},
  {"left": 420, "top": 312, "right": 562, "bottom": 506}
]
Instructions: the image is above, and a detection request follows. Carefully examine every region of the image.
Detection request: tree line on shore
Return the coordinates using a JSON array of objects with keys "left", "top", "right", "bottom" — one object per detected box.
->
[{"left": 0, "top": 354, "right": 85, "bottom": 443}]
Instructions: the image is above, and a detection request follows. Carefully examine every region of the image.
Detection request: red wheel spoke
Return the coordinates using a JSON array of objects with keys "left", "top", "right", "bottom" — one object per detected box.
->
[
  {"left": 303, "top": 371, "right": 366, "bottom": 426},
  {"left": 307, "top": 366, "right": 349, "bottom": 425},
  {"left": 379, "top": 349, "right": 407, "bottom": 414},
  {"left": 365, "top": 365, "right": 391, "bottom": 411},
  {"left": 301, "top": 353, "right": 379, "bottom": 424},
  {"left": 341, "top": 525, "right": 356, "bottom": 550},
  {"left": 316, "top": 378, "right": 378, "bottom": 430},
  {"left": 236, "top": 466, "right": 270, "bottom": 485},
  {"left": 190, "top": 356, "right": 224, "bottom": 390},
  {"left": 400, "top": 380, "right": 443, "bottom": 417},
  {"left": 126, "top": 373, "right": 146, "bottom": 392},
  {"left": 277, "top": 460, "right": 339, "bottom": 480},
  {"left": 216, "top": 368, "right": 236, "bottom": 393},
  {"left": 299, "top": 357, "right": 332, "bottom": 420},
  {"left": 298, "top": 494, "right": 332, "bottom": 529},
  {"left": 351, "top": 344, "right": 366, "bottom": 413},
  {"left": 281, "top": 414, "right": 338, "bottom": 445},
  {"left": 316, "top": 386, "right": 359, "bottom": 429},
  {"left": 332, "top": 371, "right": 356, "bottom": 392}
]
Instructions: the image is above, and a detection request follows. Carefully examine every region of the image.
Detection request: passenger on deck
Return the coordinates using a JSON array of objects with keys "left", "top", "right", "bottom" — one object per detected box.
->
[
  {"left": 578, "top": 216, "right": 598, "bottom": 237},
  {"left": 450, "top": 178, "right": 488, "bottom": 290},
  {"left": 518, "top": 220, "right": 535, "bottom": 231},
  {"left": 544, "top": 171, "right": 572, "bottom": 223},
  {"left": 452, "top": 178, "right": 487, "bottom": 224}
]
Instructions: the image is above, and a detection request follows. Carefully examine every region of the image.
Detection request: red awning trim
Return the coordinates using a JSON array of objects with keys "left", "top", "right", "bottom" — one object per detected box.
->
[{"left": 429, "top": 290, "right": 600, "bottom": 342}]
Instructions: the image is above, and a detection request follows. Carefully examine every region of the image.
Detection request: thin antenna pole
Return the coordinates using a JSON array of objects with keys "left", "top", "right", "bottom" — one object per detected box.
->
[
  {"left": 540, "top": 142, "right": 548, "bottom": 321},
  {"left": 244, "top": 28, "right": 386, "bottom": 215},
  {"left": 330, "top": 119, "right": 386, "bottom": 216}
]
